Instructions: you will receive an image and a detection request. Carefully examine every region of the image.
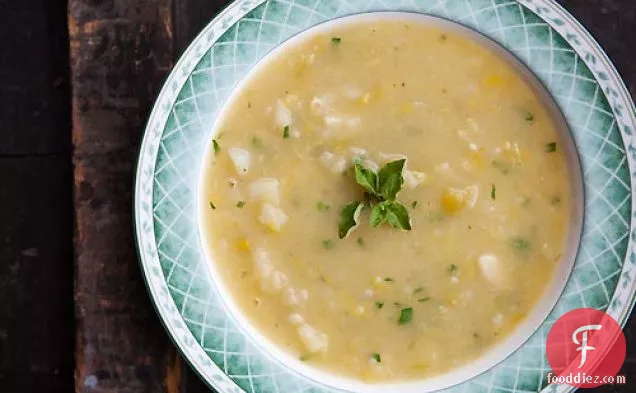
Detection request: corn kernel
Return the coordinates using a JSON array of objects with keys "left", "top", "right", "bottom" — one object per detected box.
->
[
  {"left": 236, "top": 239, "right": 251, "bottom": 251},
  {"left": 441, "top": 188, "right": 466, "bottom": 214}
]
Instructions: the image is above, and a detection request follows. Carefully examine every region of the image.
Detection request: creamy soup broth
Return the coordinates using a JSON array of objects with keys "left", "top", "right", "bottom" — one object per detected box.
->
[{"left": 201, "top": 17, "right": 572, "bottom": 381}]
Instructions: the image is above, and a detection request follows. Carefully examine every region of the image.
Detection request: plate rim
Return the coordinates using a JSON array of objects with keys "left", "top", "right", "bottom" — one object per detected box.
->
[{"left": 133, "top": 1, "right": 636, "bottom": 393}]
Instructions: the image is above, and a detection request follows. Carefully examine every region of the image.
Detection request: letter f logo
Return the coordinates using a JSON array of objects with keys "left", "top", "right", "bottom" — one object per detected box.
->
[{"left": 572, "top": 324, "right": 603, "bottom": 368}]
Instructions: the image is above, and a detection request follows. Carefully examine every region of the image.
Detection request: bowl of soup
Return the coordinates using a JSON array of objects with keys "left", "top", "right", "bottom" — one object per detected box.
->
[{"left": 135, "top": 2, "right": 636, "bottom": 393}]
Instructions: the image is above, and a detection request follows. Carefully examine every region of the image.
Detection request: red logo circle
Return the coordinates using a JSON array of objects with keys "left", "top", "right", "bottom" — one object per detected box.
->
[{"left": 546, "top": 308, "right": 626, "bottom": 388}]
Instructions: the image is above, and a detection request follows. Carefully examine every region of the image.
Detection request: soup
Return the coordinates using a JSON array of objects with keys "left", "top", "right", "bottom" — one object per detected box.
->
[{"left": 200, "top": 16, "right": 573, "bottom": 381}]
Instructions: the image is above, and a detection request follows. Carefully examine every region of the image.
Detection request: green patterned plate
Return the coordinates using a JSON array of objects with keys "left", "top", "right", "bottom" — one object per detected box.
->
[{"left": 134, "top": 1, "right": 636, "bottom": 392}]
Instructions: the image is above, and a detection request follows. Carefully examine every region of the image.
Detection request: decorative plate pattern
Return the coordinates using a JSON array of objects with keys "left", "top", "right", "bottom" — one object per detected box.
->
[{"left": 134, "top": 1, "right": 636, "bottom": 392}]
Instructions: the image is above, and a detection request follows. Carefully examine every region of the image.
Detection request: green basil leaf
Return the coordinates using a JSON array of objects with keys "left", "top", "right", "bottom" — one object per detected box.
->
[
  {"left": 385, "top": 202, "right": 412, "bottom": 230},
  {"left": 354, "top": 163, "right": 378, "bottom": 194},
  {"left": 378, "top": 159, "right": 406, "bottom": 199},
  {"left": 380, "top": 173, "right": 403, "bottom": 201},
  {"left": 338, "top": 201, "right": 364, "bottom": 239},
  {"left": 369, "top": 203, "right": 388, "bottom": 228}
]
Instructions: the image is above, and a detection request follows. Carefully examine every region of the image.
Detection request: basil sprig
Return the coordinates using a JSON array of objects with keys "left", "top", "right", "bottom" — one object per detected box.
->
[{"left": 338, "top": 159, "right": 412, "bottom": 239}]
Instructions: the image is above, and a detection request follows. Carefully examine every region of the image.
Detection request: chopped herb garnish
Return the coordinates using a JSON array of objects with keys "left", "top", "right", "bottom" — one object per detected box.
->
[
  {"left": 331, "top": 37, "right": 342, "bottom": 44},
  {"left": 551, "top": 196, "right": 562, "bottom": 205},
  {"left": 411, "top": 200, "right": 418, "bottom": 209},
  {"left": 511, "top": 237, "right": 531, "bottom": 251},
  {"left": 449, "top": 264, "right": 459, "bottom": 275},
  {"left": 418, "top": 297, "right": 430, "bottom": 302},
  {"left": 316, "top": 201, "right": 331, "bottom": 212},
  {"left": 384, "top": 277, "right": 394, "bottom": 282},
  {"left": 236, "top": 201, "right": 246, "bottom": 208},
  {"left": 398, "top": 307, "right": 413, "bottom": 325},
  {"left": 524, "top": 111, "right": 535, "bottom": 122},
  {"left": 209, "top": 201, "right": 216, "bottom": 210},
  {"left": 440, "top": 34, "right": 447, "bottom": 42},
  {"left": 300, "top": 354, "right": 312, "bottom": 362},
  {"left": 322, "top": 239, "right": 334, "bottom": 250},
  {"left": 473, "top": 332, "right": 480, "bottom": 339},
  {"left": 371, "top": 353, "right": 382, "bottom": 363},
  {"left": 375, "top": 301, "right": 384, "bottom": 309},
  {"left": 283, "top": 125, "right": 290, "bottom": 138},
  {"left": 413, "top": 287, "right": 425, "bottom": 294},
  {"left": 545, "top": 142, "right": 557, "bottom": 152},
  {"left": 491, "top": 184, "right": 496, "bottom": 200},
  {"left": 357, "top": 237, "right": 365, "bottom": 247},
  {"left": 251, "top": 136, "right": 263, "bottom": 148},
  {"left": 247, "top": 102, "right": 252, "bottom": 109},
  {"left": 521, "top": 197, "right": 532, "bottom": 208},
  {"left": 212, "top": 139, "right": 221, "bottom": 155}
]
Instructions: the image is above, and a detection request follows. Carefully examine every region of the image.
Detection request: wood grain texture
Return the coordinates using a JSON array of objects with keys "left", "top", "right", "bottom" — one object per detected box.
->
[{"left": 69, "top": 1, "right": 180, "bottom": 392}]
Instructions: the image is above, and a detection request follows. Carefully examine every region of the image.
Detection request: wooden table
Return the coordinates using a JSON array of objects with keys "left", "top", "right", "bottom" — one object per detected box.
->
[{"left": 1, "top": 1, "right": 635, "bottom": 392}]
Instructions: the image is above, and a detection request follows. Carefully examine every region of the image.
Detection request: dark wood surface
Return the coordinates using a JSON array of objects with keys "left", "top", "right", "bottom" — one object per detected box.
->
[
  {"left": 0, "top": 1, "right": 75, "bottom": 392},
  {"left": 69, "top": 1, "right": 179, "bottom": 393},
  {"left": 0, "top": 1, "right": 634, "bottom": 393}
]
